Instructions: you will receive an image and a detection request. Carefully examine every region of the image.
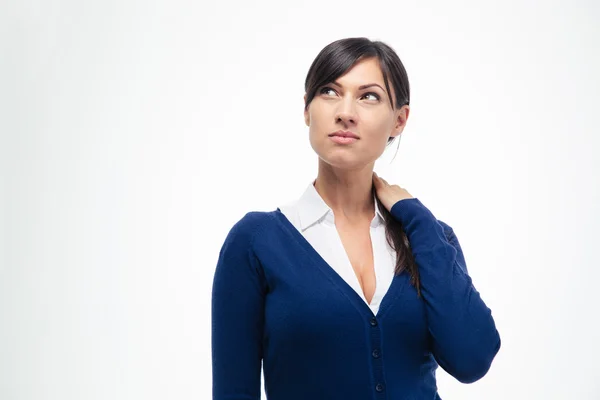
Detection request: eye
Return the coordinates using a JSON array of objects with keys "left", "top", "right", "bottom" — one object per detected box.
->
[
  {"left": 362, "top": 92, "right": 381, "bottom": 101},
  {"left": 318, "top": 86, "right": 381, "bottom": 102},
  {"left": 319, "top": 86, "right": 337, "bottom": 96}
]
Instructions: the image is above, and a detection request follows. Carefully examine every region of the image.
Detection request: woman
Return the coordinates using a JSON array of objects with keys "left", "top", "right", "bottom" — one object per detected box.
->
[{"left": 211, "top": 37, "right": 501, "bottom": 400}]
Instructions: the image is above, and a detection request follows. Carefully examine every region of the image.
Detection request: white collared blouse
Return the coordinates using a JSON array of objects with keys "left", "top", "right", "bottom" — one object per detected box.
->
[{"left": 278, "top": 180, "right": 397, "bottom": 315}]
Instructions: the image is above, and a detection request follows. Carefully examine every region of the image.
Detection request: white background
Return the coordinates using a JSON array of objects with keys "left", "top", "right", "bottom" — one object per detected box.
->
[{"left": 2, "top": 0, "right": 599, "bottom": 399}]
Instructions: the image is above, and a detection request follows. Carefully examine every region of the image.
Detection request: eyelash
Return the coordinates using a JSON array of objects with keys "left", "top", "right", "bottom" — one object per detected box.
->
[{"left": 319, "top": 86, "right": 381, "bottom": 101}]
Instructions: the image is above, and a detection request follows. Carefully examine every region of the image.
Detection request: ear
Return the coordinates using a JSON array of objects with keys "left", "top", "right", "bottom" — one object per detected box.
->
[
  {"left": 391, "top": 105, "right": 409, "bottom": 138},
  {"left": 304, "top": 93, "right": 310, "bottom": 126}
]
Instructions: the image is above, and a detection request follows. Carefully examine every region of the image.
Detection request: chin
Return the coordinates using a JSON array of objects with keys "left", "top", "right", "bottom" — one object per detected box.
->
[{"left": 317, "top": 153, "right": 368, "bottom": 170}]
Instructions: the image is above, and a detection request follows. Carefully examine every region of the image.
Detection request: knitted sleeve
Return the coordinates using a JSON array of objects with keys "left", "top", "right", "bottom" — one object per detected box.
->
[
  {"left": 212, "top": 213, "right": 267, "bottom": 399},
  {"left": 390, "top": 198, "right": 501, "bottom": 383}
]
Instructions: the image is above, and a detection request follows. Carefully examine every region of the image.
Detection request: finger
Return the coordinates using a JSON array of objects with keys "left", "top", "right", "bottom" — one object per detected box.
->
[
  {"left": 372, "top": 172, "right": 379, "bottom": 182},
  {"left": 372, "top": 173, "right": 380, "bottom": 188}
]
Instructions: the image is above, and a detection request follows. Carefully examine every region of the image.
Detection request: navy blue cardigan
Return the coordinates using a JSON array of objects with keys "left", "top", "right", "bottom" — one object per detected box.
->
[{"left": 211, "top": 198, "right": 501, "bottom": 399}]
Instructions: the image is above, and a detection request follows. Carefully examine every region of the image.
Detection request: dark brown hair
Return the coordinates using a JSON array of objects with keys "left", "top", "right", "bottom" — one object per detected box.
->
[{"left": 304, "top": 37, "right": 421, "bottom": 297}]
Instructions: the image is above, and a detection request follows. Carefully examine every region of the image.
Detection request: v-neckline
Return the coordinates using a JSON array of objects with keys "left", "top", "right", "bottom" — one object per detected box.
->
[{"left": 273, "top": 207, "right": 409, "bottom": 320}]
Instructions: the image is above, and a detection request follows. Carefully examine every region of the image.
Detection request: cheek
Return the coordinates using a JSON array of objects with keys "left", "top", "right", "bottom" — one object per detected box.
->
[
  {"left": 309, "top": 107, "right": 326, "bottom": 125},
  {"left": 363, "top": 113, "right": 393, "bottom": 135},
  {"left": 308, "top": 126, "right": 324, "bottom": 152},
  {"left": 307, "top": 110, "right": 327, "bottom": 137}
]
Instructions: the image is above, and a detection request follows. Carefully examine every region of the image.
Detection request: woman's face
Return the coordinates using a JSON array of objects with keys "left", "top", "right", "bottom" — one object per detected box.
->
[{"left": 304, "top": 57, "right": 409, "bottom": 170}]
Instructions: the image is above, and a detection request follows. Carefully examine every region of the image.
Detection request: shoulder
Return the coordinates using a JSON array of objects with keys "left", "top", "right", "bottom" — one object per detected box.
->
[
  {"left": 436, "top": 219, "right": 469, "bottom": 272},
  {"left": 221, "top": 210, "right": 278, "bottom": 250},
  {"left": 436, "top": 219, "right": 453, "bottom": 235},
  {"left": 437, "top": 219, "right": 460, "bottom": 244}
]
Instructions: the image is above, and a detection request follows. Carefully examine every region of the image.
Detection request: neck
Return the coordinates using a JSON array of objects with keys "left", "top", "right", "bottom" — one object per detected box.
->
[{"left": 313, "top": 161, "right": 375, "bottom": 224}]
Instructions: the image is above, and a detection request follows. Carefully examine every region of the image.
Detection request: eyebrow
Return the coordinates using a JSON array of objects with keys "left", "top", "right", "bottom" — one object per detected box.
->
[{"left": 331, "top": 81, "right": 385, "bottom": 91}]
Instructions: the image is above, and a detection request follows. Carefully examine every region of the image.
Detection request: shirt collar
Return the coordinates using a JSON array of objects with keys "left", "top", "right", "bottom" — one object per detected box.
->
[{"left": 296, "top": 179, "right": 385, "bottom": 231}]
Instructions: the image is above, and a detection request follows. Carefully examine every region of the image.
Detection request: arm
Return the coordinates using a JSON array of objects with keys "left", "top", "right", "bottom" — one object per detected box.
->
[
  {"left": 390, "top": 198, "right": 501, "bottom": 384},
  {"left": 211, "top": 214, "right": 267, "bottom": 399}
]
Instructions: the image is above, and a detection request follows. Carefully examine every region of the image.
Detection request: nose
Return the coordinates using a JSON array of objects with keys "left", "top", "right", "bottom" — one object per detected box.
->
[{"left": 335, "top": 97, "right": 358, "bottom": 126}]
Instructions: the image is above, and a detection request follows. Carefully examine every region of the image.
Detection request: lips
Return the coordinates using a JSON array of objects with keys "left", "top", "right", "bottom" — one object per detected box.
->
[{"left": 329, "top": 130, "right": 359, "bottom": 139}]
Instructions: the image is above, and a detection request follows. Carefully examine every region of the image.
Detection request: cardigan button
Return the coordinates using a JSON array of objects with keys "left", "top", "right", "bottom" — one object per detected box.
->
[
  {"left": 372, "top": 349, "right": 380, "bottom": 358},
  {"left": 370, "top": 317, "right": 378, "bottom": 326},
  {"left": 375, "top": 383, "right": 385, "bottom": 392}
]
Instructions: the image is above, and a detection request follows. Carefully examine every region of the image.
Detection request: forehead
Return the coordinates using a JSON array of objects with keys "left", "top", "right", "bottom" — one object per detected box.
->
[{"left": 335, "top": 57, "right": 386, "bottom": 86}]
